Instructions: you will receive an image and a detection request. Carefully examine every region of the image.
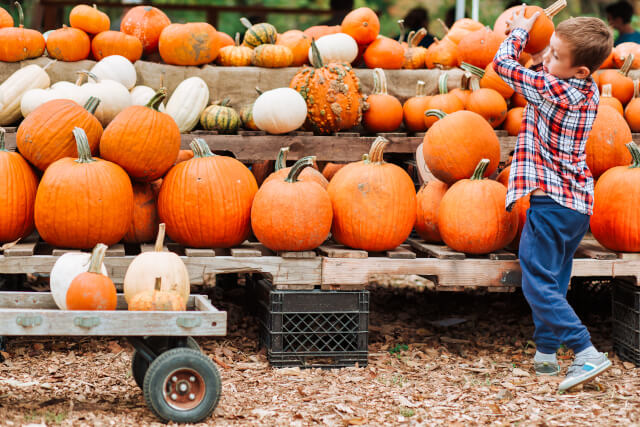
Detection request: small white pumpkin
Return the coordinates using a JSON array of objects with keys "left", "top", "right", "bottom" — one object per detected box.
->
[
  {"left": 20, "top": 88, "right": 57, "bottom": 117},
  {"left": 165, "top": 77, "right": 209, "bottom": 133},
  {"left": 0, "top": 64, "right": 51, "bottom": 126},
  {"left": 79, "top": 73, "right": 131, "bottom": 126},
  {"left": 123, "top": 223, "right": 190, "bottom": 305},
  {"left": 252, "top": 87, "right": 307, "bottom": 135},
  {"left": 50, "top": 252, "right": 108, "bottom": 310},
  {"left": 89, "top": 55, "right": 137, "bottom": 90},
  {"left": 131, "top": 85, "right": 165, "bottom": 111},
  {"left": 309, "top": 33, "right": 358, "bottom": 66}
]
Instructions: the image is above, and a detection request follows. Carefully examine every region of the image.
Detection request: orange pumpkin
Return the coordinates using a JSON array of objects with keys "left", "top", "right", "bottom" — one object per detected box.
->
[
  {"left": 91, "top": 30, "right": 143, "bottom": 62},
  {"left": 66, "top": 244, "right": 117, "bottom": 310},
  {"left": 175, "top": 149, "right": 194, "bottom": 164},
  {"left": 441, "top": 18, "right": 484, "bottom": 45},
  {"left": 363, "top": 36, "right": 404, "bottom": 69},
  {"left": 251, "top": 157, "right": 332, "bottom": 252},
  {"left": 159, "top": 22, "right": 220, "bottom": 66},
  {"left": 403, "top": 80, "right": 432, "bottom": 132},
  {"left": 124, "top": 182, "right": 159, "bottom": 244},
  {"left": 128, "top": 276, "right": 186, "bottom": 311},
  {"left": 252, "top": 44, "right": 293, "bottom": 68},
  {"left": 493, "top": 1, "right": 564, "bottom": 53},
  {"left": 17, "top": 97, "right": 103, "bottom": 171},
  {"left": 457, "top": 27, "right": 503, "bottom": 69},
  {"left": 0, "top": 128, "right": 38, "bottom": 243},
  {"left": 363, "top": 68, "right": 403, "bottom": 132},
  {"left": 461, "top": 61, "right": 514, "bottom": 99},
  {"left": 511, "top": 91, "right": 527, "bottom": 108},
  {"left": 415, "top": 179, "right": 448, "bottom": 243},
  {"left": 35, "top": 128, "right": 133, "bottom": 249},
  {"left": 158, "top": 138, "right": 258, "bottom": 248},
  {"left": 277, "top": 30, "right": 311, "bottom": 67},
  {"left": 216, "top": 32, "right": 252, "bottom": 66},
  {"left": 496, "top": 164, "right": 530, "bottom": 246},
  {"left": 69, "top": 4, "right": 110, "bottom": 34},
  {"left": 586, "top": 104, "right": 632, "bottom": 178},
  {"left": 0, "top": 7, "right": 13, "bottom": 28},
  {"left": 466, "top": 77, "right": 508, "bottom": 128},
  {"left": 120, "top": 5, "right": 171, "bottom": 54},
  {"left": 263, "top": 149, "right": 328, "bottom": 188},
  {"left": 613, "top": 42, "right": 640, "bottom": 69},
  {"left": 100, "top": 88, "right": 180, "bottom": 182},
  {"left": 424, "top": 74, "right": 464, "bottom": 129},
  {"left": 600, "top": 50, "right": 615, "bottom": 69},
  {"left": 598, "top": 54, "right": 635, "bottom": 105},
  {"left": 424, "top": 37, "right": 458, "bottom": 69},
  {"left": 422, "top": 109, "right": 501, "bottom": 184},
  {"left": 438, "top": 159, "right": 518, "bottom": 254},
  {"left": 328, "top": 137, "right": 416, "bottom": 251},
  {"left": 217, "top": 31, "right": 234, "bottom": 48},
  {"left": 322, "top": 162, "right": 346, "bottom": 181},
  {"left": 303, "top": 25, "right": 341, "bottom": 41},
  {"left": 590, "top": 142, "right": 640, "bottom": 251},
  {"left": 624, "top": 80, "right": 640, "bottom": 132},
  {"left": 449, "top": 71, "right": 472, "bottom": 107},
  {"left": 341, "top": 7, "right": 380, "bottom": 45},
  {"left": 599, "top": 84, "right": 624, "bottom": 115},
  {"left": 402, "top": 28, "right": 428, "bottom": 69},
  {"left": 0, "top": 2, "right": 45, "bottom": 62},
  {"left": 503, "top": 107, "right": 524, "bottom": 136},
  {"left": 46, "top": 26, "right": 91, "bottom": 62}
]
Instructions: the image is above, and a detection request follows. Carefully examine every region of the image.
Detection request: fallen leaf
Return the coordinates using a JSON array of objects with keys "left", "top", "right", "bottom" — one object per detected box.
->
[
  {"left": 496, "top": 389, "right": 514, "bottom": 401},
  {"left": 33, "top": 343, "right": 44, "bottom": 351},
  {"left": 622, "top": 362, "right": 636, "bottom": 370},
  {"left": 512, "top": 367, "right": 530, "bottom": 377},
  {"left": 107, "top": 341, "right": 123, "bottom": 353},
  {"left": 276, "top": 367, "right": 302, "bottom": 376},
  {"left": 212, "top": 354, "right": 231, "bottom": 369},
  {"left": 251, "top": 408, "right": 276, "bottom": 419},
  {"left": 488, "top": 403, "right": 502, "bottom": 414},
  {"left": 347, "top": 417, "right": 368, "bottom": 425}
]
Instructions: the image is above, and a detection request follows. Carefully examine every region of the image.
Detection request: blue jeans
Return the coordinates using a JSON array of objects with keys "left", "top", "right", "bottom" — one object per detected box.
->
[{"left": 519, "top": 195, "right": 592, "bottom": 354}]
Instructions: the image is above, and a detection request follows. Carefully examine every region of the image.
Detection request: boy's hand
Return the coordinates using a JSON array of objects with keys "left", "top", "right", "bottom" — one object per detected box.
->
[{"left": 505, "top": 4, "right": 541, "bottom": 35}]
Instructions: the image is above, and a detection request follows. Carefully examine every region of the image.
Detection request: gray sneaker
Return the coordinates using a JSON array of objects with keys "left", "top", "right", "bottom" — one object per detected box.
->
[
  {"left": 534, "top": 360, "right": 561, "bottom": 376},
  {"left": 558, "top": 352, "right": 611, "bottom": 392}
]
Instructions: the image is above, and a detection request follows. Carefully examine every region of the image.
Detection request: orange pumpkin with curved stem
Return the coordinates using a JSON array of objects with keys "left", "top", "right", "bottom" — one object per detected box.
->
[
  {"left": 494, "top": 0, "right": 565, "bottom": 53},
  {"left": 424, "top": 36, "right": 458, "bottom": 69},
  {"left": 598, "top": 54, "right": 635, "bottom": 105},
  {"left": 600, "top": 84, "right": 624, "bottom": 115},
  {"left": 120, "top": 5, "right": 170, "bottom": 54},
  {"left": 92, "top": 31, "right": 143, "bottom": 62},
  {"left": 612, "top": 42, "right": 640, "bottom": 69},
  {"left": 403, "top": 80, "right": 432, "bottom": 132},
  {"left": 0, "top": 2, "right": 45, "bottom": 62},
  {"left": 438, "top": 159, "right": 518, "bottom": 254},
  {"left": 457, "top": 27, "right": 503, "bottom": 69},
  {"left": 461, "top": 61, "right": 514, "bottom": 99},
  {"left": 0, "top": 7, "right": 13, "bottom": 28},
  {"left": 625, "top": 80, "right": 640, "bottom": 132},
  {"left": 35, "top": 128, "right": 133, "bottom": 249},
  {"left": 66, "top": 244, "right": 117, "bottom": 310},
  {"left": 402, "top": 28, "right": 428, "bottom": 69},
  {"left": 415, "top": 180, "right": 448, "bottom": 242},
  {"left": 159, "top": 22, "right": 221, "bottom": 66},
  {"left": 440, "top": 18, "right": 484, "bottom": 45},
  {"left": 422, "top": 109, "right": 501, "bottom": 184},
  {"left": 466, "top": 77, "right": 508, "bottom": 128},
  {"left": 46, "top": 26, "right": 91, "bottom": 62},
  {"left": 363, "top": 36, "right": 404, "bottom": 69},
  {"left": 277, "top": 30, "right": 310, "bottom": 67},
  {"left": 69, "top": 4, "right": 110, "bottom": 34},
  {"left": 363, "top": 68, "right": 403, "bottom": 132},
  {"left": 328, "top": 137, "right": 416, "bottom": 251},
  {"left": 424, "top": 74, "right": 464, "bottom": 128},
  {"left": 124, "top": 182, "right": 159, "bottom": 244},
  {"left": 341, "top": 7, "right": 379, "bottom": 45},
  {"left": 590, "top": 142, "right": 640, "bottom": 251},
  {"left": 586, "top": 104, "right": 632, "bottom": 178},
  {"left": 252, "top": 157, "right": 332, "bottom": 252},
  {"left": 263, "top": 149, "right": 328, "bottom": 188},
  {"left": 0, "top": 128, "right": 38, "bottom": 244},
  {"left": 449, "top": 72, "right": 472, "bottom": 107},
  {"left": 503, "top": 107, "right": 524, "bottom": 136}
]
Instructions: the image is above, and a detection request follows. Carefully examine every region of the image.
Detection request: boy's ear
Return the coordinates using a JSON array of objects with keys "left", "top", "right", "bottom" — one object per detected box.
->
[{"left": 574, "top": 65, "right": 591, "bottom": 79}]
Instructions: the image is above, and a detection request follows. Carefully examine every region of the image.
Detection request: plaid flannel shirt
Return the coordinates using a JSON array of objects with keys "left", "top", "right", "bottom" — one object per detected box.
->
[{"left": 492, "top": 27, "right": 598, "bottom": 215}]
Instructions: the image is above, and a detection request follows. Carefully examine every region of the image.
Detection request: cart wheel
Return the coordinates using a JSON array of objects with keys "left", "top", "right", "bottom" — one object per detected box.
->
[
  {"left": 131, "top": 337, "right": 200, "bottom": 389},
  {"left": 143, "top": 347, "right": 221, "bottom": 423}
]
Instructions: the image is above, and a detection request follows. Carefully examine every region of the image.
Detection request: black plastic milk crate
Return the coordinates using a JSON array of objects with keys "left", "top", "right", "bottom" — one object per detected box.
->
[
  {"left": 612, "top": 280, "right": 640, "bottom": 366},
  {"left": 251, "top": 279, "right": 369, "bottom": 368}
]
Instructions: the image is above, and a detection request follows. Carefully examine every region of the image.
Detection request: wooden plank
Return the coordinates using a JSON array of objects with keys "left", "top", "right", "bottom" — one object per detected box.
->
[
  {"left": 242, "top": 242, "right": 274, "bottom": 256},
  {"left": 376, "top": 132, "right": 407, "bottom": 138},
  {"left": 105, "top": 244, "right": 125, "bottom": 257},
  {"left": 3, "top": 242, "right": 38, "bottom": 257},
  {"left": 141, "top": 244, "right": 168, "bottom": 253},
  {"left": 317, "top": 245, "right": 368, "bottom": 259},
  {"left": 575, "top": 241, "right": 618, "bottom": 260},
  {"left": 0, "top": 292, "right": 198, "bottom": 310},
  {"left": 278, "top": 251, "right": 317, "bottom": 259},
  {"left": 185, "top": 248, "right": 216, "bottom": 257},
  {"left": 386, "top": 246, "right": 417, "bottom": 259},
  {"left": 489, "top": 250, "right": 517, "bottom": 260},
  {"left": 408, "top": 239, "right": 465, "bottom": 259},
  {"left": 51, "top": 248, "right": 82, "bottom": 256},
  {"left": 231, "top": 247, "right": 262, "bottom": 257}
]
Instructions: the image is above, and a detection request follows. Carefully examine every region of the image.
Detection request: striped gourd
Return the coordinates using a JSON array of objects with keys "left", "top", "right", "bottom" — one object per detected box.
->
[
  {"left": 240, "top": 17, "right": 276, "bottom": 48},
  {"left": 200, "top": 99, "right": 240, "bottom": 134},
  {"left": 252, "top": 44, "right": 293, "bottom": 68}
]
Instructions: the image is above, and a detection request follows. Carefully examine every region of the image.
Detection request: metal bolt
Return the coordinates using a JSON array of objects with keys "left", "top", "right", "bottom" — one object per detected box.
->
[
  {"left": 189, "top": 393, "right": 196, "bottom": 401},
  {"left": 171, "top": 393, "right": 178, "bottom": 401},
  {"left": 189, "top": 376, "right": 196, "bottom": 383},
  {"left": 171, "top": 376, "right": 178, "bottom": 383},
  {"left": 179, "top": 383, "right": 188, "bottom": 393}
]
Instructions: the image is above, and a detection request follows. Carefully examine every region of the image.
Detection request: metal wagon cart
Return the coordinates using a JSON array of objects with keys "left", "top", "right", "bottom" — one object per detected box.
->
[{"left": 0, "top": 291, "right": 227, "bottom": 424}]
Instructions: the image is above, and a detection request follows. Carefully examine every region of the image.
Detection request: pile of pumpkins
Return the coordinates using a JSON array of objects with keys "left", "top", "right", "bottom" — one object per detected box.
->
[{"left": 49, "top": 223, "right": 190, "bottom": 312}]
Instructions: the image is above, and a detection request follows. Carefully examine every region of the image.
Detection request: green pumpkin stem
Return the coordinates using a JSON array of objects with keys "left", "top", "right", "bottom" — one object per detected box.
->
[
  {"left": 367, "top": 136, "right": 390, "bottom": 163},
  {"left": 219, "top": 98, "right": 231, "bottom": 107},
  {"left": 87, "top": 243, "right": 107, "bottom": 274},
  {"left": 544, "top": 0, "right": 566, "bottom": 18},
  {"left": 83, "top": 96, "right": 101, "bottom": 115},
  {"left": 460, "top": 62, "right": 485, "bottom": 79},
  {"left": 469, "top": 76, "right": 481, "bottom": 92},
  {"left": 154, "top": 223, "right": 166, "bottom": 252},
  {"left": 285, "top": 156, "right": 315, "bottom": 183},
  {"left": 626, "top": 142, "right": 640, "bottom": 168},
  {"left": 145, "top": 88, "right": 167, "bottom": 111},
  {"left": 78, "top": 70, "right": 100, "bottom": 83},
  {"left": 193, "top": 138, "right": 215, "bottom": 158},
  {"left": 0, "top": 128, "right": 6, "bottom": 152},
  {"left": 14, "top": 1, "right": 23, "bottom": 27},
  {"left": 274, "top": 146, "right": 290, "bottom": 171},
  {"left": 471, "top": 159, "right": 490, "bottom": 180},
  {"left": 621, "top": 54, "right": 634, "bottom": 77},
  {"left": 372, "top": 68, "right": 388, "bottom": 95},
  {"left": 73, "top": 127, "right": 96, "bottom": 164},
  {"left": 397, "top": 19, "right": 406, "bottom": 43},
  {"left": 424, "top": 109, "right": 447, "bottom": 120},
  {"left": 438, "top": 73, "right": 449, "bottom": 94},
  {"left": 310, "top": 39, "right": 324, "bottom": 68},
  {"left": 415, "top": 80, "right": 427, "bottom": 97},
  {"left": 240, "top": 17, "right": 253, "bottom": 30},
  {"left": 189, "top": 140, "right": 202, "bottom": 158}
]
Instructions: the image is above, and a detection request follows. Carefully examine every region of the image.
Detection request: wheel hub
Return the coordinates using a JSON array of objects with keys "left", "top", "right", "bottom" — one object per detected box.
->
[{"left": 163, "top": 369, "right": 205, "bottom": 411}]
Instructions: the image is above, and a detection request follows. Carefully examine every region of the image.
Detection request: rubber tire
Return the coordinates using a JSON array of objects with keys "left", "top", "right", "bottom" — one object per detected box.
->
[
  {"left": 143, "top": 347, "right": 221, "bottom": 423},
  {"left": 131, "top": 337, "right": 200, "bottom": 389}
]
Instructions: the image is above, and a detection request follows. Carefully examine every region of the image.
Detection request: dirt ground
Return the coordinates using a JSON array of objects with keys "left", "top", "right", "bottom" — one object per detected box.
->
[{"left": 0, "top": 277, "right": 638, "bottom": 426}]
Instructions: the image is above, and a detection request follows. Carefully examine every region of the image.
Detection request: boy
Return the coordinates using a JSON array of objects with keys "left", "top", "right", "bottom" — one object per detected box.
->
[{"left": 492, "top": 7, "right": 613, "bottom": 391}]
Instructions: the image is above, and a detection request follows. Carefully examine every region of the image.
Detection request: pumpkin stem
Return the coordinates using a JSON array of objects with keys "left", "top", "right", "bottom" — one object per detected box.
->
[
  {"left": 72, "top": 127, "right": 96, "bottom": 164},
  {"left": 14, "top": 1, "right": 23, "bottom": 27},
  {"left": 154, "top": 276, "right": 162, "bottom": 292},
  {"left": 285, "top": 156, "right": 315, "bottom": 183},
  {"left": 83, "top": 96, "right": 101, "bottom": 114},
  {"left": 189, "top": 140, "right": 203, "bottom": 158},
  {"left": 601, "top": 83, "right": 613, "bottom": 98},
  {"left": 154, "top": 223, "right": 166, "bottom": 252},
  {"left": 461, "top": 71, "right": 473, "bottom": 90},
  {"left": 361, "top": 153, "right": 369, "bottom": 162},
  {"left": 192, "top": 138, "right": 215, "bottom": 158},
  {"left": 42, "top": 60, "right": 57, "bottom": 71},
  {"left": 145, "top": 88, "right": 167, "bottom": 111},
  {"left": 255, "top": 87, "right": 263, "bottom": 95},
  {"left": 625, "top": 142, "right": 640, "bottom": 168},
  {"left": 240, "top": 17, "right": 253, "bottom": 29},
  {"left": 234, "top": 32, "right": 241, "bottom": 47},
  {"left": 470, "top": 159, "right": 490, "bottom": 180},
  {"left": 78, "top": 70, "right": 100, "bottom": 83},
  {"left": 634, "top": 80, "right": 639, "bottom": 99},
  {"left": 469, "top": 76, "right": 481, "bottom": 92},
  {"left": 367, "top": 136, "right": 390, "bottom": 163},
  {"left": 424, "top": 109, "right": 447, "bottom": 120},
  {"left": 460, "top": 62, "right": 485, "bottom": 79},
  {"left": 75, "top": 73, "right": 85, "bottom": 86},
  {"left": 544, "top": 0, "right": 567, "bottom": 18},
  {"left": 437, "top": 18, "right": 449, "bottom": 35},
  {"left": 415, "top": 80, "right": 427, "bottom": 97},
  {"left": 409, "top": 28, "right": 427, "bottom": 48},
  {"left": 87, "top": 243, "right": 107, "bottom": 275},
  {"left": 397, "top": 19, "right": 406, "bottom": 43},
  {"left": 218, "top": 98, "right": 231, "bottom": 107},
  {"left": 438, "top": 73, "right": 449, "bottom": 94},
  {"left": 274, "top": 146, "right": 290, "bottom": 171},
  {"left": 620, "top": 54, "right": 634, "bottom": 77},
  {"left": 310, "top": 38, "right": 325, "bottom": 68},
  {"left": 0, "top": 128, "right": 6, "bottom": 152},
  {"left": 372, "top": 68, "right": 388, "bottom": 95}
]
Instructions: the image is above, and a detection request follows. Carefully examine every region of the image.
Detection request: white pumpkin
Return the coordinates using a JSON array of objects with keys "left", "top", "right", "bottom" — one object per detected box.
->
[
  {"left": 20, "top": 88, "right": 57, "bottom": 117},
  {"left": 165, "top": 77, "right": 209, "bottom": 133},
  {"left": 50, "top": 252, "right": 108, "bottom": 310},
  {"left": 131, "top": 85, "right": 165, "bottom": 112},
  {"left": 79, "top": 75, "right": 131, "bottom": 126},
  {"left": 252, "top": 88, "right": 307, "bottom": 135},
  {"left": 123, "top": 224, "right": 190, "bottom": 305},
  {"left": 89, "top": 55, "right": 137, "bottom": 90},
  {"left": 50, "top": 79, "right": 86, "bottom": 105},
  {"left": 309, "top": 33, "right": 358, "bottom": 66},
  {"left": 0, "top": 64, "right": 51, "bottom": 125}
]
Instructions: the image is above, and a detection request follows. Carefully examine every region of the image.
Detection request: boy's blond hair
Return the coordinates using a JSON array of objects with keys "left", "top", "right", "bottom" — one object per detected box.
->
[{"left": 555, "top": 17, "right": 613, "bottom": 74}]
